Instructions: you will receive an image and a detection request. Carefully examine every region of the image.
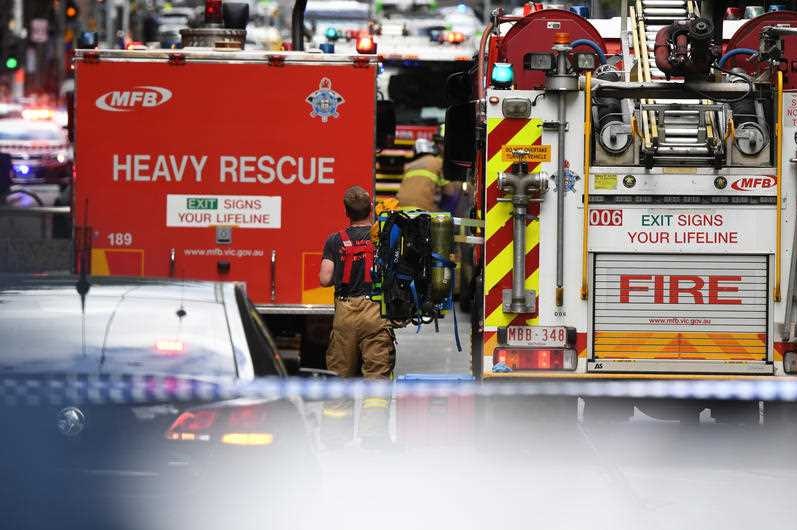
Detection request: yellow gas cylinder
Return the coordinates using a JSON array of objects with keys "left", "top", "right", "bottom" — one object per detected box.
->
[{"left": 430, "top": 213, "right": 454, "bottom": 303}]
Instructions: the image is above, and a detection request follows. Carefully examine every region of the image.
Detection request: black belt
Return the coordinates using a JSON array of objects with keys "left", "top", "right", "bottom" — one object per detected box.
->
[{"left": 336, "top": 294, "right": 367, "bottom": 301}]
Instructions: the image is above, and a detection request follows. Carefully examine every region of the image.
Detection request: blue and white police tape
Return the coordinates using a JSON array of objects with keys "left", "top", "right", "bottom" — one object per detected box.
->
[{"left": 1, "top": 375, "right": 797, "bottom": 407}]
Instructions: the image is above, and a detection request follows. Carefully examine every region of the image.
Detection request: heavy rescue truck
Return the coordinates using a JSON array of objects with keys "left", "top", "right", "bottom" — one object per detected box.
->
[
  {"left": 443, "top": 2, "right": 797, "bottom": 396},
  {"left": 72, "top": 0, "right": 390, "bottom": 369}
]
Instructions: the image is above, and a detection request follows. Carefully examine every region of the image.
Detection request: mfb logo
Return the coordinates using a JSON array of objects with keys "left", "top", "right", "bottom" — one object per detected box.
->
[
  {"left": 95, "top": 86, "right": 172, "bottom": 112},
  {"left": 730, "top": 176, "right": 775, "bottom": 191}
]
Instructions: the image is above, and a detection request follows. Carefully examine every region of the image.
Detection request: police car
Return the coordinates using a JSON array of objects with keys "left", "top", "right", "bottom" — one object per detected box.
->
[{"left": 0, "top": 118, "right": 72, "bottom": 207}]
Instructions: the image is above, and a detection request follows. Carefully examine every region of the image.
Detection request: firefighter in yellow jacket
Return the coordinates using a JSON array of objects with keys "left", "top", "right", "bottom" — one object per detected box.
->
[{"left": 396, "top": 138, "right": 460, "bottom": 212}]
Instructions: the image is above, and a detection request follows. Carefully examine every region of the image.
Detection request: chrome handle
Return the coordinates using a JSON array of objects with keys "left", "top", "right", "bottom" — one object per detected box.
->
[
  {"left": 270, "top": 249, "right": 277, "bottom": 302},
  {"left": 169, "top": 248, "right": 176, "bottom": 277}
]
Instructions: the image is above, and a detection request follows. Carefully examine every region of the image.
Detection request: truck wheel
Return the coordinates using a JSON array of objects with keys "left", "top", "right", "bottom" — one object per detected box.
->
[
  {"left": 470, "top": 272, "right": 483, "bottom": 379},
  {"left": 301, "top": 316, "right": 333, "bottom": 370}
]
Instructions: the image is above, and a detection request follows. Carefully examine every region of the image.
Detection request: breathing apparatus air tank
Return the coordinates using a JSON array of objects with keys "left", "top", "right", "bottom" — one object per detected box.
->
[{"left": 430, "top": 213, "right": 454, "bottom": 304}]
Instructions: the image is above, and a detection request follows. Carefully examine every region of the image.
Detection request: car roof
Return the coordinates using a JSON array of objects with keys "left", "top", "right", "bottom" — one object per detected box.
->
[{"left": 0, "top": 274, "right": 233, "bottom": 304}]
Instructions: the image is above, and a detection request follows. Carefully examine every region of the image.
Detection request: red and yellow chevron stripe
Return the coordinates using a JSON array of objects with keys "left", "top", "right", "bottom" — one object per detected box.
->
[
  {"left": 774, "top": 342, "right": 789, "bottom": 362},
  {"left": 594, "top": 331, "right": 767, "bottom": 361},
  {"left": 483, "top": 117, "right": 544, "bottom": 370}
]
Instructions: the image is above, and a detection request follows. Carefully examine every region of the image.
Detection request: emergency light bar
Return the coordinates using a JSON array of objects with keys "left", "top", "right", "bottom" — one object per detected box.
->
[
  {"left": 205, "top": 0, "right": 223, "bottom": 25},
  {"left": 443, "top": 31, "right": 465, "bottom": 44},
  {"left": 356, "top": 35, "right": 377, "bottom": 54}
]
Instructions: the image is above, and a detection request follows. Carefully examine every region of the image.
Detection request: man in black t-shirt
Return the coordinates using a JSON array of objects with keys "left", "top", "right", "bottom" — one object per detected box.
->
[{"left": 320, "top": 186, "right": 394, "bottom": 379}]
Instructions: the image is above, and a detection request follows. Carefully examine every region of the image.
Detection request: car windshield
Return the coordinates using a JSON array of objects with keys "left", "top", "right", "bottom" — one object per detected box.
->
[{"left": 0, "top": 287, "right": 236, "bottom": 377}]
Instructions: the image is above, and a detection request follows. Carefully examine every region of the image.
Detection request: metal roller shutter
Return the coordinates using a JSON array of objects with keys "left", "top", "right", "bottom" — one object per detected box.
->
[{"left": 593, "top": 254, "right": 768, "bottom": 361}]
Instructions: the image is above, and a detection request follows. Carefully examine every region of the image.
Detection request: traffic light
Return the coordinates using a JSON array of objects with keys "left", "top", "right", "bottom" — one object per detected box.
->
[
  {"left": 65, "top": 0, "right": 79, "bottom": 22},
  {"left": 2, "top": 35, "right": 23, "bottom": 72}
]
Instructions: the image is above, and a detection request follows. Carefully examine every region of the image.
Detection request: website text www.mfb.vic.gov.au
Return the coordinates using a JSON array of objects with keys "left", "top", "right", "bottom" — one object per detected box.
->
[
  {"left": 183, "top": 248, "right": 266, "bottom": 258},
  {"left": 648, "top": 317, "right": 712, "bottom": 326}
]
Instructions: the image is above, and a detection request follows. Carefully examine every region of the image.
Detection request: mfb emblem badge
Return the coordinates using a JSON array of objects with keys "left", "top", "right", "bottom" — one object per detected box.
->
[
  {"left": 306, "top": 78, "right": 344, "bottom": 123},
  {"left": 56, "top": 406, "right": 87, "bottom": 437}
]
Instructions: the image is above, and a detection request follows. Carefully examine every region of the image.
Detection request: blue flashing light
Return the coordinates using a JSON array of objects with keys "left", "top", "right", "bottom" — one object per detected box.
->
[
  {"left": 769, "top": 4, "right": 787, "bottom": 11},
  {"left": 569, "top": 5, "right": 590, "bottom": 17},
  {"left": 16, "top": 164, "right": 30, "bottom": 176},
  {"left": 491, "top": 63, "right": 514, "bottom": 88}
]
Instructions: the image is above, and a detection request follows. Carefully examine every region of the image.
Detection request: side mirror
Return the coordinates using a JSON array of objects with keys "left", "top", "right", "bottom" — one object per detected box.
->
[
  {"left": 281, "top": 349, "right": 302, "bottom": 376},
  {"left": 376, "top": 99, "right": 396, "bottom": 149},
  {"left": 442, "top": 102, "right": 476, "bottom": 182},
  {"left": 65, "top": 91, "right": 75, "bottom": 144},
  {"left": 445, "top": 70, "right": 473, "bottom": 106}
]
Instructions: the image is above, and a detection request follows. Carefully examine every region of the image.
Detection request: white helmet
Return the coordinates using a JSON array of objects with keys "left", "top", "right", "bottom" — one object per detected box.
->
[{"left": 414, "top": 138, "right": 437, "bottom": 156}]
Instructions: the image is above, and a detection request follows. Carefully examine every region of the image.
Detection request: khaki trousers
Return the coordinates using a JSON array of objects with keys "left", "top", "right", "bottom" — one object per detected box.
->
[{"left": 326, "top": 296, "right": 395, "bottom": 379}]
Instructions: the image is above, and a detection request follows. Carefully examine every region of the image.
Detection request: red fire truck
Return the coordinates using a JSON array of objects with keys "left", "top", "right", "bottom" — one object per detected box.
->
[
  {"left": 443, "top": 1, "right": 797, "bottom": 418},
  {"left": 73, "top": 8, "right": 383, "bottom": 367}
]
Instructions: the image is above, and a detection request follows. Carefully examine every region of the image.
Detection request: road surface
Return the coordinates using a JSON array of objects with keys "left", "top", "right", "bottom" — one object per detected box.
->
[{"left": 394, "top": 307, "right": 471, "bottom": 376}]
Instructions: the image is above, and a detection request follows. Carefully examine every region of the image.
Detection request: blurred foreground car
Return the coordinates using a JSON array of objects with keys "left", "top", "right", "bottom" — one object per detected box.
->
[
  {"left": 0, "top": 118, "right": 71, "bottom": 207},
  {"left": 0, "top": 275, "right": 318, "bottom": 530}
]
